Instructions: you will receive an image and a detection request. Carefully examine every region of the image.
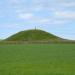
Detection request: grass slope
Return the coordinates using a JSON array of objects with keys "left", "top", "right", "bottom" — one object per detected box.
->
[
  {"left": 5, "top": 29, "right": 61, "bottom": 42},
  {"left": 0, "top": 44, "right": 75, "bottom": 75},
  {"left": 3, "top": 29, "right": 75, "bottom": 43}
]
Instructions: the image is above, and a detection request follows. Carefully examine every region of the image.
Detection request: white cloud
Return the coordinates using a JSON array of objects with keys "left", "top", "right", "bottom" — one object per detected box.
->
[
  {"left": 62, "top": 2, "right": 75, "bottom": 7},
  {"left": 18, "top": 13, "right": 33, "bottom": 19},
  {"left": 36, "top": 19, "right": 50, "bottom": 23},
  {"left": 8, "top": 0, "right": 19, "bottom": 4},
  {"left": 30, "top": 18, "right": 65, "bottom": 25},
  {"left": 6, "top": 0, "right": 75, "bottom": 25},
  {"left": 54, "top": 11, "right": 75, "bottom": 19},
  {"left": 0, "top": 24, "right": 19, "bottom": 28},
  {"left": 51, "top": 20, "right": 65, "bottom": 24}
]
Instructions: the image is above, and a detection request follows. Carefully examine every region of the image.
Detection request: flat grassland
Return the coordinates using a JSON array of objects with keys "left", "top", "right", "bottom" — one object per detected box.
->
[{"left": 0, "top": 44, "right": 75, "bottom": 75}]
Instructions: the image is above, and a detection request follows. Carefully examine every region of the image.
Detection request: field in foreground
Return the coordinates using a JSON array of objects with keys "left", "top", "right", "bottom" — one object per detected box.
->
[{"left": 0, "top": 44, "right": 75, "bottom": 75}]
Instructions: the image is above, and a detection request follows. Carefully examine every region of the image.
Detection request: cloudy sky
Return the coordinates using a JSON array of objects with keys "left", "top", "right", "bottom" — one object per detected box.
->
[{"left": 0, "top": 0, "right": 75, "bottom": 40}]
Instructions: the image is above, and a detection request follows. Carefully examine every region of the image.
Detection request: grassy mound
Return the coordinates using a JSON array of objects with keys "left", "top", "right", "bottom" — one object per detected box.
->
[
  {"left": 5, "top": 29, "right": 62, "bottom": 42},
  {"left": 3, "top": 29, "right": 75, "bottom": 44}
]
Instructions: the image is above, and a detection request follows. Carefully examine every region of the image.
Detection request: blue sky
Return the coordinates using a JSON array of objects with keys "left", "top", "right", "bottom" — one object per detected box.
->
[{"left": 0, "top": 0, "right": 75, "bottom": 40}]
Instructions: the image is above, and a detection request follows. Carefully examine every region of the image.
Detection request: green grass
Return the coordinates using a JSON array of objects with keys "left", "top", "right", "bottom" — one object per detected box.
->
[{"left": 0, "top": 44, "right": 75, "bottom": 75}]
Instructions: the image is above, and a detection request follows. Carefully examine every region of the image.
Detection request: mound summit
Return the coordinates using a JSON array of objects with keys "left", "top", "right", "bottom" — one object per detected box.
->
[{"left": 5, "top": 29, "right": 64, "bottom": 43}]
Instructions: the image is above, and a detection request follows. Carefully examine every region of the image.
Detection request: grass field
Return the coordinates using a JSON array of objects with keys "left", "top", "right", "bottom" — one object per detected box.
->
[{"left": 0, "top": 44, "right": 75, "bottom": 75}]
